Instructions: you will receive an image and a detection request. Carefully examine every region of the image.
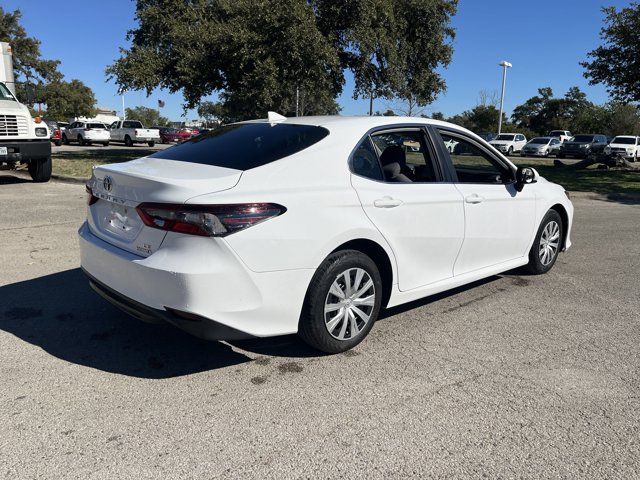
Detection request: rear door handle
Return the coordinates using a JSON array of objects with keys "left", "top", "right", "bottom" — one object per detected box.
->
[
  {"left": 465, "top": 194, "right": 484, "bottom": 204},
  {"left": 374, "top": 196, "right": 403, "bottom": 208}
]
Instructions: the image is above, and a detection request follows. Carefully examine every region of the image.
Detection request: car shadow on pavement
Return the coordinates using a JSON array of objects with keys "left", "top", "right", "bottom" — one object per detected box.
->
[
  {"left": 0, "top": 174, "right": 31, "bottom": 185},
  {"left": 0, "top": 268, "right": 253, "bottom": 379}
]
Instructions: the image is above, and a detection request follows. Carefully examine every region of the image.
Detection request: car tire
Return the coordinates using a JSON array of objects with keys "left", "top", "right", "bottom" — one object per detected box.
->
[
  {"left": 28, "top": 156, "right": 52, "bottom": 183},
  {"left": 298, "top": 250, "right": 383, "bottom": 354},
  {"left": 103, "top": 142, "right": 109, "bottom": 147},
  {"left": 558, "top": 153, "right": 565, "bottom": 159},
  {"left": 54, "top": 140, "right": 62, "bottom": 147},
  {"left": 78, "top": 135, "right": 84, "bottom": 146},
  {"left": 508, "top": 146, "right": 513, "bottom": 156},
  {"left": 148, "top": 141, "right": 155, "bottom": 147},
  {"left": 124, "top": 135, "right": 133, "bottom": 147},
  {"left": 523, "top": 209, "right": 563, "bottom": 275},
  {"left": 62, "top": 134, "right": 69, "bottom": 145}
]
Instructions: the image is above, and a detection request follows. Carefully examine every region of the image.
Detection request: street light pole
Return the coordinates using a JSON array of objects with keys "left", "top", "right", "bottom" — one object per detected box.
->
[{"left": 497, "top": 60, "right": 512, "bottom": 136}]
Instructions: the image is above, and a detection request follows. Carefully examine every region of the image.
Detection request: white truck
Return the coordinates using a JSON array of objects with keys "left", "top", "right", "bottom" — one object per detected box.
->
[
  {"left": 108, "top": 120, "right": 160, "bottom": 147},
  {"left": 0, "top": 42, "right": 52, "bottom": 182}
]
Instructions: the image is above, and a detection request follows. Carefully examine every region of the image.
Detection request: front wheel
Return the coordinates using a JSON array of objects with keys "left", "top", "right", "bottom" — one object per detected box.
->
[
  {"left": 148, "top": 141, "right": 155, "bottom": 147},
  {"left": 507, "top": 146, "right": 514, "bottom": 156},
  {"left": 523, "top": 210, "right": 563, "bottom": 275},
  {"left": 103, "top": 142, "right": 109, "bottom": 147},
  {"left": 62, "top": 134, "right": 69, "bottom": 145},
  {"left": 28, "top": 156, "right": 52, "bottom": 182},
  {"left": 54, "top": 140, "right": 62, "bottom": 147},
  {"left": 298, "top": 250, "right": 382, "bottom": 353}
]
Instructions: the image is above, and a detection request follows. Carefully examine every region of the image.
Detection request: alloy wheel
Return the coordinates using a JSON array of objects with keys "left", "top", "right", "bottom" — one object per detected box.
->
[
  {"left": 539, "top": 221, "right": 560, "bottom": 266},
  {"left": 324, "top": 268, "right": 375, "bottom": 341}
]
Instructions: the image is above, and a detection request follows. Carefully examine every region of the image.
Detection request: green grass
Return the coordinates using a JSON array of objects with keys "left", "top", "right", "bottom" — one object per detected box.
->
[
  {"left": 510, "top": 157, "right": 640, "bottom": 194},
  {"left": 52, "top": 148, "right": 640, "bottom": 195},
  {"left": 52, "top": 148, "right": 157, "bottom": 178}
]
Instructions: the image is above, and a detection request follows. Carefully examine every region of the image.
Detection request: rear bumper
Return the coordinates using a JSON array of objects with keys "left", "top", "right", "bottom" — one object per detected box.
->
[
  {"left": 0, "top": 139, "right": 51, "bottom": 163},
  {"left": 85, "top": 269, "right": 252, "bottom": 340},
  {"left": 78, "top": 222, "right": 313, "bottom": 339}
]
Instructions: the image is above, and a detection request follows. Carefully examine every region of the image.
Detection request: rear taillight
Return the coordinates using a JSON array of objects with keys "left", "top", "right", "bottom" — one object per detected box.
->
[
  {"left": 86, "top": 185, "right": 99, "bottom": 205},
  {"left": 136, "top": 203, "right": 286, "bottom": 237}
]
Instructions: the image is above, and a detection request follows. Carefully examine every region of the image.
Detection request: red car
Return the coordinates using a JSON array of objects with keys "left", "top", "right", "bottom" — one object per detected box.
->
[
  {"left": 155, "top": 126, "right": 192, "bottom": 144},
  {"left": 43, "top": 118, "right": 63, "bottom": 146}
]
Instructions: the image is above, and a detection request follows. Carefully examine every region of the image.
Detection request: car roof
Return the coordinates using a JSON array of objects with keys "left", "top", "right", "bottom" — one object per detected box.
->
[{"left": 612, "top": 135, "right": 636, "bottom": 138}]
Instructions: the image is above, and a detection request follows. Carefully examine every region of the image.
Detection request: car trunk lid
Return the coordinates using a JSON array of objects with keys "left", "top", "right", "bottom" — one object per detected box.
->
[{"left": 87, "top": 156, "right": 242, "bottom": 256}]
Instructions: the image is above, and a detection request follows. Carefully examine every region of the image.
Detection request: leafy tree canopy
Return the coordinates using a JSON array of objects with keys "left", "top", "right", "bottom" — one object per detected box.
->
[
  {"left": 43, "top": 80, "right": 97, "bottom": 120},
  {"left": 582, "top": 4, "right": 640, "bottom": 102},
  {"left": 125, "top": 105, "right": 169, "bottom": 127},
  {"left": 0, "top": 8, "right": 62, "bottom": 87},
  {"left": 511, "top": 87, "right": 592, "bottom": 135},
  {"left": 107, "top": 0, "right": 458, "bottom": 121}
]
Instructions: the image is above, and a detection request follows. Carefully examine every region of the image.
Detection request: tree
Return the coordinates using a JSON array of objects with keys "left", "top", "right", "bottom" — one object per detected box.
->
[
  {"left": 43, "top": 80, "right": 96, "bottom": 120},
  {"left": 107, "top": 0, "right": 458, "bottom": 121},
  {"left": 0, "top": 7, "right": 61, "bottom": 103},
  {"left": 125, "top": 106, "right": 169, "bottom": 127},
  {"left": 430, "top": 112, "right": 445, "bottom": 120},
  {"left": 197, "top": 101, "right": 225, "bottom": 126},
  {"left": 582, "top": 4, "right": 640, "bottom": 102},
  {"left": 512, "top": 87, "right": 592, "bottom": 135}
]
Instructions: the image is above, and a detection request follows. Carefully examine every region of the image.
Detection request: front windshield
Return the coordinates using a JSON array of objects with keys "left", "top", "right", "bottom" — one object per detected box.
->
[
  {"left": 0, "top": 83, "right": 16, "bottom": 101},
  {"left": 529, "top": 138, "right": 548, "bottom": 144},
  {"left": 612, "top": 137, "right": 636, "bottom": 144},
  {"left": 572, "top": 135, "right": 595, "bottom": 143},
  {"left": 495, "top": 134, "right": 515, "bottom": 141}
]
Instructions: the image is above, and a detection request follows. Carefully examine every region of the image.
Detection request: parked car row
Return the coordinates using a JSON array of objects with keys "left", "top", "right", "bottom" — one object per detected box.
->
[
  {"left": 480, "top": 129, "right": 638, "bottom": 161},
  {"left": 42, "top": 120, "right": 201, "bottom": 147}
]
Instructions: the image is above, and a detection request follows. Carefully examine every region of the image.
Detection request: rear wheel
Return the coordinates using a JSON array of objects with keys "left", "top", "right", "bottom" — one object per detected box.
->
[
  {"left": 524, "top": 210, "right": 563, "bottom": 275},
  {"left": 103, "top": 142, "right": 109, "bottom": 147},
  {"left": 124, "top": 135, "right": 133, "bottom": 147},
  {"left": 148, "top": 141, "right": 155, "bottom": 147},
  {"left": 54, "top": 140, "right": 62, "bottom": 147},
  {"left": 299, "top": 250, "right": 382, "bottom": 354},
  {"left": 28, "top": 156, "right": 52, "bottom": 182},
  {"left": 508, "top": 146, "right": 514, "bottom": 156}
]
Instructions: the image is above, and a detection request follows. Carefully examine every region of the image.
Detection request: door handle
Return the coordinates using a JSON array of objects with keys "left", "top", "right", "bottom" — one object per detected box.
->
[
  {"left": 465, "top": 194, "right": 484, "bottom": 204},
  {"left": 374, "top": 196, "right": 403, "bottom": 208}
]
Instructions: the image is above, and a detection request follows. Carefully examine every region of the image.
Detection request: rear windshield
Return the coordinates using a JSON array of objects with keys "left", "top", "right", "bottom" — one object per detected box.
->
[
  {"left": 612, "top": 137, "right": 636, "bottom": 144},
  {"left": 572, "top": 135, "right": 594, "bottom": 142},
  {"left": 495, "top": 134, "right": 515, "bottom": 141},
  {"left": 549, "top": 131, "right": 565, "bottom": 136},
  {"left": 88, "top": 123, "right": 106, "bottom": 129},
  {"left": 529, "top": 138, "right": 548, "bottom": 144},
  {"left": 123, "top": 121, "right": 143, "bottom": 128},
  {"left": 150, "top": 123, "right": 330, "bottom": 170}
]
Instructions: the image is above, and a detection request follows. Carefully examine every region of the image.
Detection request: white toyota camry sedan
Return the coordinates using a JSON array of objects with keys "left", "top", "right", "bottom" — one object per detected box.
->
[{"left": 79, "top": 114, "right": 573, "bottom": 353}]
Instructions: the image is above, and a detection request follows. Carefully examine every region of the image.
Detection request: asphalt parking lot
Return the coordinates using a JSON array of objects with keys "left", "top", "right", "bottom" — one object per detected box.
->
[{"left": 1, "top": 176, "right": 638, "bottom": 479}]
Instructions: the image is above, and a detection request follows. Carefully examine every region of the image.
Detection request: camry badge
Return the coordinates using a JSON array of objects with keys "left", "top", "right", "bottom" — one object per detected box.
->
[{"left": 103, "top": 176, "right": 113, "bottom": 192}]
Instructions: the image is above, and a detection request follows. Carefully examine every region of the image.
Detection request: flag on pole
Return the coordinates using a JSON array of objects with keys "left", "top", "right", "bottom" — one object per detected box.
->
[{"left": 158, "top": 99, "right": 165, "bottom": 108}]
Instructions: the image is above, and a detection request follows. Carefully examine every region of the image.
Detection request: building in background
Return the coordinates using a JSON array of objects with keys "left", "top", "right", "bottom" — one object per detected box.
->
[{"left": 72, "top": 107, "right": 119, "bottom": 126}]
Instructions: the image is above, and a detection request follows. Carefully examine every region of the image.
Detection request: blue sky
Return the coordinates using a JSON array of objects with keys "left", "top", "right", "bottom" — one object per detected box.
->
[{"left": 3, "top": 0, "right": 631, "bottom": 120}]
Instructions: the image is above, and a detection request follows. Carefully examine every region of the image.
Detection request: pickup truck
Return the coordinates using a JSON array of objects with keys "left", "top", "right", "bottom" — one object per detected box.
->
[{"left": 108, "top": 120, "right": 160, "bottom": 147}]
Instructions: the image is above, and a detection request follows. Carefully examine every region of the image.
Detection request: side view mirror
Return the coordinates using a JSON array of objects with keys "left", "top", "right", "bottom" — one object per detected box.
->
[{"left": 515, "top": 166, "right": 537, "bottom": 192}]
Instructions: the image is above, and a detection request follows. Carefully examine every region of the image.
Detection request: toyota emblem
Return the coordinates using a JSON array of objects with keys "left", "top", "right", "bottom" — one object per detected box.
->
[{"left": 103, "top": 176, "right": 113, "bottom": 192}]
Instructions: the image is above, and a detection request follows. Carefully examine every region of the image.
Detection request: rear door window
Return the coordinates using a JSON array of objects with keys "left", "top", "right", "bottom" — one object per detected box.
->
[{"left": 150, "top": 123, "right": 329, "bottom": 170}]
